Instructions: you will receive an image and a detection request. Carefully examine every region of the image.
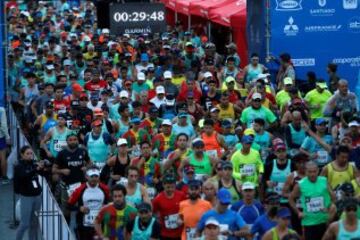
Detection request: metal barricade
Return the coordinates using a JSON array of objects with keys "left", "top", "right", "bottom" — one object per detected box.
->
[{"left": 8, "top": 105, "right": 75, "bottom": 240}]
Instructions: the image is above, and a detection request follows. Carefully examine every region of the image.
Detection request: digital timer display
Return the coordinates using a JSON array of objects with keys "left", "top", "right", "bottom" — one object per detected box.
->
[{"left": 113, "top": 11, "right": 165, "bottom": 22}]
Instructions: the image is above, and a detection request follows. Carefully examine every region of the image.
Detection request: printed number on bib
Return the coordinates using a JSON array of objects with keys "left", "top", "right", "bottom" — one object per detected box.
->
[
  {"left": 206, "top": 150, "right": 218, "bottom": 159},
  {"left": 146, "top": 187, "right": 156, "bottom": 200},
  {"left": 274, "top": 182, "right": 285, "bottom": 195},
  {"left": 306, "top": 196, "right": 324, "bottom": 212},
  {"left": 241, "top": 164, "right": 256, "bottom": 176},
  {"left": 317, "top": 150, "right": 328, "bottom": 165},
  {"left": 164, "top": 213, "right": 179, "bottom": 229},
  {"left": 186, "top": 227, "right": 197, "bottom": 239},
  {"left": 67, "top": 182, "right": 81, "bottom": 196},
  {"left": 54, "top": 140, "right": 67, "bottom": 152},
  {"left": 83, "top": 209, "right": 99, "bottom": 226}
]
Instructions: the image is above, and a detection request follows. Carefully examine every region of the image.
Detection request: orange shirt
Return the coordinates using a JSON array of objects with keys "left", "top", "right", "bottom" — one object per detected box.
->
[{"left": 179, "top": 199, "right": 212, "bottom": 240}]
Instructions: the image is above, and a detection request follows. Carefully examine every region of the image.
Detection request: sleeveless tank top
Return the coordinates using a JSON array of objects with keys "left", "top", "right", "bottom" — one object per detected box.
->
[
  {"left": 201, "top": 132, "right": 222, "bottom": 158},
  {"left": 338, "top": 219, "right": 360, "bottom": 240},
  {"left": 126, "top": 183, "right": 142, "bottom": 207},
  {"left": 246, "top": 64, "right": 263, "bottom": 83},
  {"left": 327, "top": 163, "right": 355, "bottom": 189},
  {"left": 113, "top": 154, "right": 131, "bottom": 178},
  {"left": 50, "top": 127, "right": 70, "bottom": 157},
  {"left": 131, "top": 216, "right": 155, "bottom": 240},
  {"left": 218, "top": 178, "right": 241, "bottom": 203}
]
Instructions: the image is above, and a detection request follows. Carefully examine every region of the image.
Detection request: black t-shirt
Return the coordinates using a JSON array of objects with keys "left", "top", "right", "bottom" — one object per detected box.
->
[
  {"left": 126, "top": 217, "right": 161, "bottom": 238},
  {"left": 55, "top": 147, "right": 90, "bottom": 185}
]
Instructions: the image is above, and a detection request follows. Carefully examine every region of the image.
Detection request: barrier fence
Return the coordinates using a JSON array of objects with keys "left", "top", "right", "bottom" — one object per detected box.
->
[{"left": 8, "top": 105, "right": 74, "bottom": 240}]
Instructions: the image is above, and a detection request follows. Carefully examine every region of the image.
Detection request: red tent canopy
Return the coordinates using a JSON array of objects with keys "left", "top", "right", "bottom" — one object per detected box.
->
[
  {"left": 209, "top": 0, "right": 246, "bottom": 27},
  {"left": 175, "top": 0, "right": 204, "bottom": 15},
  {"left": 190, "top": 0, "right": 233, "bottom": 19}
]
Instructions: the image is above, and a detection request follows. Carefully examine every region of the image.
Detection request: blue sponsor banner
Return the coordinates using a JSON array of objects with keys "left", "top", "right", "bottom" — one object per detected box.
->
[{"left": 270, "top": 0, "right": 360, "bottom": 90}]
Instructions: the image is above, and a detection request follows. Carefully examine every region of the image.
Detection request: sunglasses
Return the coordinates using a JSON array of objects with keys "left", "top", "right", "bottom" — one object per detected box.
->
[
  {"left": 253, "top": 99, "right": 261, "bottom": 102},
  {"left": 346, "top": 206, "right": 357, "bottom": 212},
  {"left": 139, "top": 210, "right": 150, "bottom": 214}
]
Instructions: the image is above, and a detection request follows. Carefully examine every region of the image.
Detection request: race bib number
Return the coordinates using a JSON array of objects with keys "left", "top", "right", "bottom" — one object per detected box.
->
[
  {"left": 117, "top": 177, "right": 128, "bottom": 186},
  {"left": 54, "top": 140, "right": 67, "bottom": 152},
  {"left": 67, "top": 182, "right": 81, "bottom": 196},
  {"left": 83, "top": 209, "right": 99, "bottom": 227},
  {"left": 306, "top": 196, "right": 324, "bottom": 213},
  {"left": 274, "top": 182, "right": 285, "bottom": 195},
  {"left": 219, "top": 224, "right": 229, "bottom": 236},
  {"left": 146, "top": 187, "right": 156, "bottom": 200},
  {"left": 186, "top": 227, "right": 197, "bottom": 239},
  {"left": 94, "top": 162, "right": 105, "bottom": 170},
  {"left": 164, "top": 214, "right": 179, "bottom": 229},
  {"left": 317, "top": 150, "right": 329, "bottom": 165},
  {"left": 195, "top": 174, "right": 208, "bottom": 182},
  {"left": 206, "top": 150, "right": 218, "bottom": 159},
  {"left": 241, "top": 164, "right": 256, "bottom": 176}
]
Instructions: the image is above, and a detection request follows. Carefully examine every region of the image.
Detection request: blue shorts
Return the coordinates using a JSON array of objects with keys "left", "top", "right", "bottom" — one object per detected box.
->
[{"left": 0, "top": 138, "right": 6, "bottom": 150}]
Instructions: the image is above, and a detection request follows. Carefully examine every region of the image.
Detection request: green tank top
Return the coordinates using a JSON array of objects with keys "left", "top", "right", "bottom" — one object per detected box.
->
[
  {"left": 299, "top": 176, "right": 331, "bottom": 226},
  {"left": 271, "top": 227, "right": 296, "bottom": 240},
  {"left": 219, "top": 179, "right": 241, "bottom": 203},
  {"left": 338, "top": 219, "right": 360, "bottom": 240},
  {"left": 189, "top": 152, "right": 212, "bottom": 176},
  {"left": 131, "top": 216, "right": 155, "bottom": 240},
  {"left": 50, "top": 127, "right": 70, "bottom": 158}
]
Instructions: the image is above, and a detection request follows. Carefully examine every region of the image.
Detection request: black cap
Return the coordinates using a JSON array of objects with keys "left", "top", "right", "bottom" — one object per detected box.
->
[
  {"left": 163, "top": 174, "right": 176, "bottom": 184},
  {"left": 188, "top": 180, "right": 201, "bottom": 188},
  {"left": 137, "top": 202, "right": 152, "bottom": 212}
]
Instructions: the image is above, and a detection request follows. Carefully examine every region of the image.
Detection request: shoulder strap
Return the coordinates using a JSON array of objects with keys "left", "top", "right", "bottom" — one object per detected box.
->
[{"left": 232, "top": 178, "right": 242, "bottom": 197}]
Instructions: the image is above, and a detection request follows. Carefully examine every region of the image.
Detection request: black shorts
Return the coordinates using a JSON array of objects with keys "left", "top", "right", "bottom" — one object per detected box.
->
[{"left": 303, "top": 223, "right": 327, "bottom": 240}]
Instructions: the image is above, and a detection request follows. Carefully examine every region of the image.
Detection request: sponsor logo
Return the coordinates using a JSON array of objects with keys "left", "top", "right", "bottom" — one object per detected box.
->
[
  {"left": 348, "top": 16, "right": 360, "bottom": 33},
  {"left": 310, "top": 0, "right": 335, "bottom": 16},
  {"left": 304, "top": 25, "right": 342, "bottom": 32},
  {"left": 318, "top": 0, "right": 327, "bottom": 7},
  {"left": 343, "top": 0, "right": 358, "bottom": 9},
  {"left": 292, "top": 58, "right": 316, "bottom": 67},
  {"left": 284, "top": 17, "right": 299, "bottom": 36},
  {"left": 333, "top": 56, "right": 360, "bottom": 67},
  {"left": 275, "top": 0, "right": 302, "bottom": 11}
]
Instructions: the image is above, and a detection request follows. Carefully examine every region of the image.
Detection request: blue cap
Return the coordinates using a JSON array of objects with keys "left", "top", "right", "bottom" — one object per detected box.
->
[
  {"left": 217, "top": 188, "right": 231, "bottom": 205},
  {"left": 130, "top": 117, "right": 141, "bottom": 124},
  {"left": 277, "top": 207, "right": 291, "bottom": 218},
  {"left": 315, "top": 118, "right": 327, "bottom": 125},
  {"left": 141, "top": 53, "right": 149, "bottom": 62},
  {"left": 241, "top": 135, "right": 254, "bottom": 144}
]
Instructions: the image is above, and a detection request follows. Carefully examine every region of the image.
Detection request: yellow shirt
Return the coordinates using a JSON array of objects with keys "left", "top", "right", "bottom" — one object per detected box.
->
[
  {"left": 326, "top": 162, "right": 355, "bottom": 189},
  {"left": 304, "top": 89, "right": 332, "bottom": 119},
  {"left": 275, "top": 90, "right": 291, "bottom": 109},
  {"left": 217, "top": 103, "right": 235, "bottom": 121},
  {"left": 231, "top": 148, "right": 264, "bottom": 185}
]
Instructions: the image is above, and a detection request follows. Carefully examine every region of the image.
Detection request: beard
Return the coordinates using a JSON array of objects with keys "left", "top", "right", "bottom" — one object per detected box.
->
[
  {"left": 68, "top": 143, "right": 78, "bottom": 149},
  {"left": 189, "top": 193, "right": 199, "bottom": 200}
]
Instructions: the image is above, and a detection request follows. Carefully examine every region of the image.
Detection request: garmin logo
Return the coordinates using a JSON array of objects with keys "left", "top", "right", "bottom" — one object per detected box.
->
[{"left": 276, "top": 0, "right": 302, "bottom": 11}]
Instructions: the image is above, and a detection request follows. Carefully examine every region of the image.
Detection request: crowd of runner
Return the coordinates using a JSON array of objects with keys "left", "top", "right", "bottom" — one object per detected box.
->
[{"left": 4, "top": 1, "right": 360, "bottom": 240}]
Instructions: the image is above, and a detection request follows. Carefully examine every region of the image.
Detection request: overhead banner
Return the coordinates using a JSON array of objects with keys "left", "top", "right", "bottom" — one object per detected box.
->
[
  {"left": 270, "top": 0, "right": 360, "bottom": 90},
  {"left": 109, "top": 3, "right": 166, "bottom": 35}
]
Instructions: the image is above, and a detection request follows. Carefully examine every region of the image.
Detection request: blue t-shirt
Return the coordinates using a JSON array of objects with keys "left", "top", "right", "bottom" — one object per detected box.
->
[
  {"left": 231, "top": 200, "right": 265, "bottom": 225},
  {"left": 250, "top": 214, "right": 276, "bottom": 240},
  {"left": 197, "top": 209, "right": 246, "bottom": 240},
  {"left": 224, "top": 134, "right": 239, "bottom": 148},
  {"left": 301, "top": 134, "right": 333, "bottom": 165}
]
